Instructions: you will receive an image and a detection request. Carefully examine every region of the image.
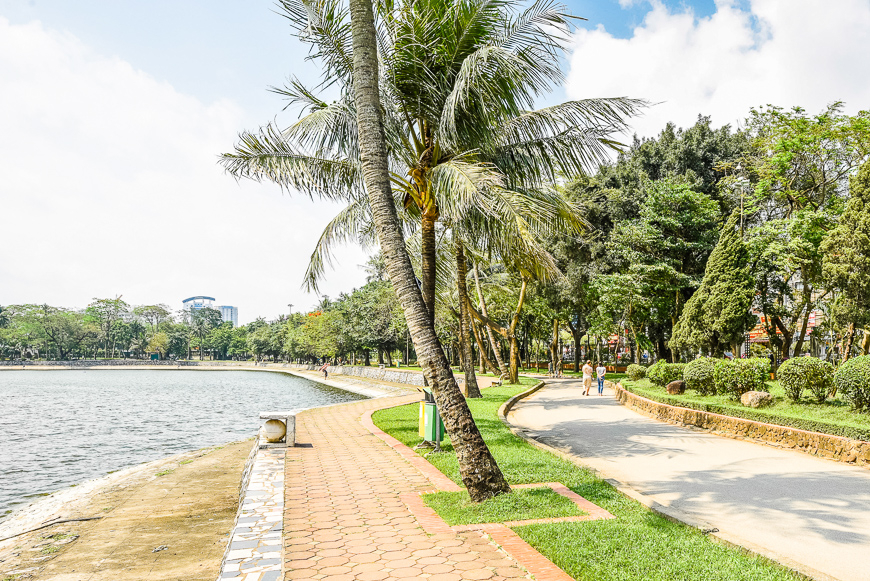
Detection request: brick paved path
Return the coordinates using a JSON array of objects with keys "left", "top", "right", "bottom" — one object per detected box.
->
[{"left": 283, "top": 396, "right": 532, "bottom": 581}]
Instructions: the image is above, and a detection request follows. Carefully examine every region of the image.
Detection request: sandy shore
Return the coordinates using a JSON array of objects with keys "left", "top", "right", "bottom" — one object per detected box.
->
[{"left": 0, "top": 440, "right": 254, "bottom": 580}]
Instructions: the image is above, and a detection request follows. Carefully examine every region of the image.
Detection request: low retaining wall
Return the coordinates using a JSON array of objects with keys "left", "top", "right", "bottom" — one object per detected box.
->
[
  {"left": 613, "top": 382, "right": 870, "bottom": 468},
  {"left": 285, "top": 363, "right": 427, "bottom": 386},
  {"left": 0, "top": 359, "right": 429, "bottom": 386}
]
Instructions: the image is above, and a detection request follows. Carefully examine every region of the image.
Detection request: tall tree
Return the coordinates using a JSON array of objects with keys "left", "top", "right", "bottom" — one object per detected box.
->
[
  {"left": 822, "top": 161, "right": 870, "bottom": 360},
  {"left": 86, "top": 296, "right": 130, "bottom": 358},
  {"left": 671, "top": 212, "right": 756, "bottom": 356},
  {"left": 346, "top": 0, "right": 510, "bottom": 500}
]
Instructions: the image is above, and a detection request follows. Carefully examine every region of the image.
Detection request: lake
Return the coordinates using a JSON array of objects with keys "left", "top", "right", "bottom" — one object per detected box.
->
[{"left": 0, "top": 369, "right": 367, "bottom": 521}]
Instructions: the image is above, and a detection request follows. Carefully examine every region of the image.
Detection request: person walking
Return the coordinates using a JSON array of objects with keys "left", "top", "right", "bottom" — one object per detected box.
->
[
  {"left": 582, "top": 360, "right": 593, "bottom": 395},
  {"left": 320, "top": 361, "right": 329, "bottom": 378},
  {"left": 547, "top": 360, "right": 554, "bottom": 378},
  {"left": 595, "top": 361, "right": 607, "bottom": 395},
  {"left": 556, "top": 358, "right": 563, "bottom": 378}
]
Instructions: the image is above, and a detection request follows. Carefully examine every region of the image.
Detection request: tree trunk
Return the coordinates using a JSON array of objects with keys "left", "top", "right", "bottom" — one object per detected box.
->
[
  {"left": 473, "top": 265, "right": 509, "bottom": 378},
  {"left": 471, "top": 317, "right": 498, "bottom": 375},
  {"left": 455, "top": 240, "right": 481, "bottom": 397},
  {"left": 861, "top": 330, "right": 870, "bottom": 356},
  {"left": 364, "top": 350, "right": 371, "bottom": 367},
  {"left": 347, "top": 0, "right": 509, "bottom": 501},
  {"left": 421, "top": 214, "right": 437, "bottom": 326},
  {"left": 549, "top": 318, "right": 559, "bottom": 371},
  {"left": 507, "top": 279, "right": 527, "bottom": 384},
  {"left": 844, "top": 322, "right": 857, "bottom": 362}
]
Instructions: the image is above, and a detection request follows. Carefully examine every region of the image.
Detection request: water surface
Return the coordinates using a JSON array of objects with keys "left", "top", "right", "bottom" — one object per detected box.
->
[{"left": 0, "top": 369, "right": 366, "bottom": 520}]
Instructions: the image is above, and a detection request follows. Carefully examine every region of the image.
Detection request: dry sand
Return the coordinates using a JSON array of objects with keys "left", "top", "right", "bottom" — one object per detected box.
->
[{"left": 0, "top": 439, "right": 253, "bottom": 581}]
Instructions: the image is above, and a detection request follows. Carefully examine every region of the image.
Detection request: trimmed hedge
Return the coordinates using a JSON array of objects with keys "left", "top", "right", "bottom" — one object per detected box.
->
[
  {"left": 626, "top": 364, "right": 647, "bottom": 381},
  {"left": 713, "top": 358, "right": 768, "bottom": 399},
  {"left": 778, "top": 357, "right": 834, "bottom": 403},
  {"left": 684, "top": 357, "right": 717, "bottom": 395},
  {"left": 835, "top": 355, "right": 870, "bottom": 411},
  {"left": 621, "top": 382, "right": 870, "bottom": 442},
  {"left": 647, "top": 361, "right": 685, "bottom": 387}
]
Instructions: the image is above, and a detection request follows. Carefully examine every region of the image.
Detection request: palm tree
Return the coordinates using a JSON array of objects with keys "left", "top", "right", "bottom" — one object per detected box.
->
[
  {"left": 221, "top": 0, "right": 644, "bottom": 499},
  {"left": 345, "top": 0, "right": 511, "bottom": 500}
]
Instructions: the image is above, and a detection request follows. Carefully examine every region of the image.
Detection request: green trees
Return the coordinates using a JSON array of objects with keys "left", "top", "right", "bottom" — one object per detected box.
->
[
  {"left": 671, "top": 212, "right": 756, "bottom": 356},
  {"left": 821, "top": 161, "right": 870, "bottom": 359}
]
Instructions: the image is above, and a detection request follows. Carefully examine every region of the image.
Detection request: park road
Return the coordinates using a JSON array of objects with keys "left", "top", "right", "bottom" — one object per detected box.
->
[{"left": 507, "top": 379, "right": 870, "bottom": 581}]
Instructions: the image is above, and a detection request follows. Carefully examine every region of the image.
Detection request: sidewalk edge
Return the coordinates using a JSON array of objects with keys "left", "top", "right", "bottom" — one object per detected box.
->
[{"left": 497, "top": 380, "right": 838, "bottom": 581}]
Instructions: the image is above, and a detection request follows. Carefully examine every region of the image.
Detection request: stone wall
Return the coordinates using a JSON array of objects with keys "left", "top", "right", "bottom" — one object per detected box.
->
[
  {"left": 612, "top": 381, "right": 870, "bottom": 468},
  {"left": 284, "top": 363, "right": 427, "bottom": 386},
  {"left": 0, "top": 359, "right": 429, "bottom": 386}
]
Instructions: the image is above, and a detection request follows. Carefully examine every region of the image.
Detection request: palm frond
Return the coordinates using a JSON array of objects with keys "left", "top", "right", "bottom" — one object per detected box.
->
[
  {"left": 303, "top": 198, "right": 376, "bottom": 292},
  {"left": 220, "top": 124, "right": 360, "bottom": 201}
]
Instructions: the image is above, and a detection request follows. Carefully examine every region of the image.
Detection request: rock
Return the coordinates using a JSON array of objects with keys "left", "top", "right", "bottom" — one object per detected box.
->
[
  {"left": 666, "top": 380, "right": 686, "bottom": 395},
  {"left": 740, "top": 391, "right": 773, "bottom": 408}
]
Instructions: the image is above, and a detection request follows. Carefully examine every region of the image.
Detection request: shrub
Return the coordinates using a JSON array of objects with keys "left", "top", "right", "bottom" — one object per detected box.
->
[
  {"left": 777, "top": 357, "right": 834, "bottom": 403},
  {"left": 647, "top": 360, "right": 686, "bottom": 387},
  {"left": 684, "top": 357, "right": 717, "bottom": 395},
  {"left": 748, "top": 356, "right": 772, "bottom": 379},
  {"left": 834, "top": 355, "right": 870, "bottom": 411},
  {"left": 713, "top": 358, "right": 767, "bottom": 399},
  {"left": 626, "top": 364, "right": 647, "bottom": 381}
]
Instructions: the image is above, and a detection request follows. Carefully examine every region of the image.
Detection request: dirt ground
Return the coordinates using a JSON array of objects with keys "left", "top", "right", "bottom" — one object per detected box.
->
[{"left": 0, "top": 440, "right": 253, "bottom": 581}]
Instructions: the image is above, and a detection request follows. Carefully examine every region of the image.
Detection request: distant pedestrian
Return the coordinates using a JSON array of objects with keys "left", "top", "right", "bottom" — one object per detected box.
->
[
  {"left": 547, "top": 360, "right": 554, "bottom": 378},
  {"left": 320, "top": 362, "right": 329, "bottom": 378},
  {"left": 582, "top": 360, "right": 593, "bottom": 395},
  {"left": 595, "top": 361, "right": 607, "bottom": 395},
  {"left": 556, "top": 359, "right": 563, "bottom": 378}
]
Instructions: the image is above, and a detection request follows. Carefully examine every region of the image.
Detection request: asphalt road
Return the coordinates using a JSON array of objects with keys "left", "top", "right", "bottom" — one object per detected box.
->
[{"left": 507, "top": 379, "right": 870, "bottom": 581}]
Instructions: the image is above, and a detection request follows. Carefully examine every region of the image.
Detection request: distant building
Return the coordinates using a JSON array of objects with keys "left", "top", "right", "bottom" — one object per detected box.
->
[
  {"left": 218, "top": 305, "right": 239, "bottom": 327},
  {"left": 182, "top": 296, "right": 216, "bottom": 312},
  {"left": 181, "top": 296, "right": 239, "bottom": 326}
]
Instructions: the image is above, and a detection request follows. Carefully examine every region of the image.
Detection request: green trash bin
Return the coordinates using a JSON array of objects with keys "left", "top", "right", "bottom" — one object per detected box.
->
[{"left": 417, "top": 388, "right": 446, "bottom": 451}]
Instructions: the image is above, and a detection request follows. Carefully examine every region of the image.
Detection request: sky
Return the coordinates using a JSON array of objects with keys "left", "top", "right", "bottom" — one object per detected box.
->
[{"left": 1, "top": 0, "right": 869, "bottom": 324}]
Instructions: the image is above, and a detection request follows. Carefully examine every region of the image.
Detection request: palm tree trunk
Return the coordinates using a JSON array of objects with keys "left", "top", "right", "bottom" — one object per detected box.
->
[
  {"left": 508, "top": 279, "right": 527, "bottom": 384},
  {"left": 473, "top": 265, "right": 509, "bottom": 377},
  {"left": 471, "top": 317, "right": 498, "bottom": 374},
  {"left": 421, "top": 214, "right": 437, "bottom": 325},
  {"left": 455, "top": 239, "right": 481, "bottom": 398},
  {"left": 347, "top": 0, "right": 509, "bottom": 501}
]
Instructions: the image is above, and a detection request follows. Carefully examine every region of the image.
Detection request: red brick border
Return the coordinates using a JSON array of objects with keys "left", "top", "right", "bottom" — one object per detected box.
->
[{"left": 361, "top": 401, "right": 615, "bottom": 581}]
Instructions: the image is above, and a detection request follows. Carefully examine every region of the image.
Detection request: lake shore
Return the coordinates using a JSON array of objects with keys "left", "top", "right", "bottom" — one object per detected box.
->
[{"left": 0, "top": 440, "right": 254, "bottom": 581}]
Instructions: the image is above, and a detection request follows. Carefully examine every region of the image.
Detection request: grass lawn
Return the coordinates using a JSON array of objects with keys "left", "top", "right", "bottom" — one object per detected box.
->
[
  {"left": 624, "top": 378, "right": 870, "bottom": 441},
  {"left": 423, "top": 487, "right": 582, "bottom": 525},
  {"left": 372, "top": 380, "right": 801, "bottom": 581}
]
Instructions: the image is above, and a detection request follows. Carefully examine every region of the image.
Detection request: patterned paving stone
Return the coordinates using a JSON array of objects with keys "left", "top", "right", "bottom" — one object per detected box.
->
[{"left": 282, "top": 396, "right": 535, "bottom": 581}]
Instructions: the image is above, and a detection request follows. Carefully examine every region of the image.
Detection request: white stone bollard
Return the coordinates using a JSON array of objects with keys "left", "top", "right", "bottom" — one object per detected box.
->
[{"left": 258, "top": 412, "right": 297, "bottom": 447}]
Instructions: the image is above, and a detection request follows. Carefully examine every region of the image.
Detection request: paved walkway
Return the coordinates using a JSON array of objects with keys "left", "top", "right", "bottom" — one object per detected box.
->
[
  {"left": 507, "top": 379, "right": 870, "bottom": 581},
  {"left": 282, "top": 396, "right": 533, "bottom": 581}
]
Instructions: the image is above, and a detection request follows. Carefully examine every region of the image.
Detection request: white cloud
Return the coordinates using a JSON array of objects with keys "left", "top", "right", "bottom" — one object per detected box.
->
[
  {"left": 566, "top": 0, "right": 870, "bottom": 140},
  {"left": 0, "top": 17, "right": 369, "bottom": 323}
]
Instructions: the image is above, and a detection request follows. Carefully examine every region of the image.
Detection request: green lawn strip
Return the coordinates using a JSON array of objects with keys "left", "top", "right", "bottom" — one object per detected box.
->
[
  {"left": 624, "top": 378, "right": 870, "bottom": 441},
  {"left": 423, "top": 487, "right": 583, "bottom": 525},
  {"left": 372, "top": 381, "right": 800, "bottom": 581}
]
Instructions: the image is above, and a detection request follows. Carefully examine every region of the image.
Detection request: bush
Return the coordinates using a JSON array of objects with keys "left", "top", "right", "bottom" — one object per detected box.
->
[
  {"left": 777, "top": 357, "right": 834, "bottom": 403},
  {"left": 834, "top": 355, "right": 870, "bottom": 411},
  {"left": 647, "top": 360, "right": 686, "bottom": 387},
  {"left": 713, "top": 358, "right": 767, "bottom": 399},
  {"left": 749, "top": 356, "right": 772, "bottom": 378},
  {"left": 626, "top": 364, "right": 647, "bottom": 381},
  {"left": 684, "top": 357, "right": 717, "bottom": 395}
]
